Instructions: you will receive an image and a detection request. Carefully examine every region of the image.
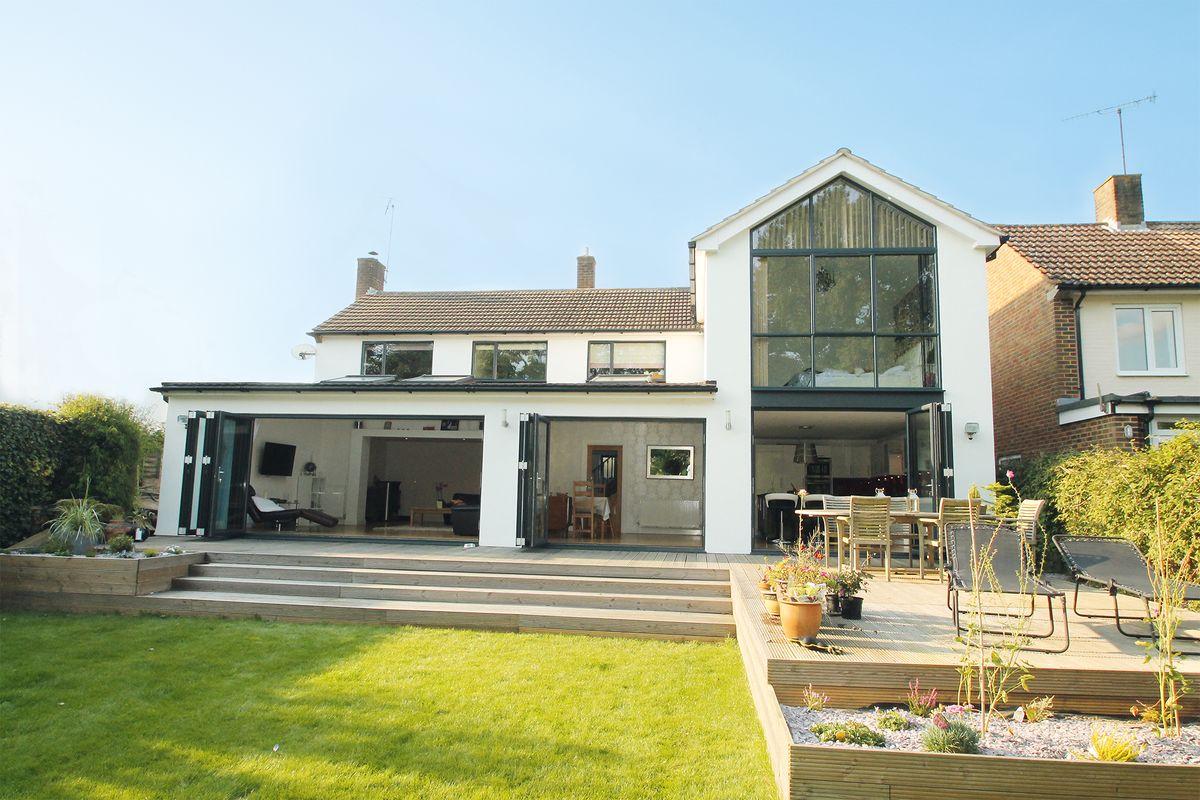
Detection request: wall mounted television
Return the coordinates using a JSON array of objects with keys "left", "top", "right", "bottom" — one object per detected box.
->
[{"left": 259, "top": 442, "right": 296, "bottom": 476}]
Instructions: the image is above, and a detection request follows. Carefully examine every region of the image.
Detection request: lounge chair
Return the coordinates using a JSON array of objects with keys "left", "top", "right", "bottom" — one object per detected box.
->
[
  {"left": 247, "top": 486, "right": 338, "bottom": 529},
  {"left": 1052, "top": 535, "right": 1200, "bottom": 652},
  {"left": 946, "top": 522, "right": 1069, "bottom": 653}
]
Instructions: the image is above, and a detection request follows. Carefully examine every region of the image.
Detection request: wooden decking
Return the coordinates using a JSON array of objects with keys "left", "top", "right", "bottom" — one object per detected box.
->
[{"left": 730, "top": 564, "right": 1200, "bottom": 716}]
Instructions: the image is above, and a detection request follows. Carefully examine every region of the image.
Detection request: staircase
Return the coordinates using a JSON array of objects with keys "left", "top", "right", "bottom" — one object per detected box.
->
[{"left": 143, "top": 551, "right": 735, "bottom": 641}]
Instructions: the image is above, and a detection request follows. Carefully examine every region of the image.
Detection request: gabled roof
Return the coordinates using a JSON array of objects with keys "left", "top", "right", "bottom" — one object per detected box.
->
[
  {"left": 691, "top": 148, "right": 999, "bottom": 250},
  {"left": 311, "top": 288, "right": 699, "bottom": 335},
  {"left": 996, "top": 222, "right": 1200, "bottom": 288}
]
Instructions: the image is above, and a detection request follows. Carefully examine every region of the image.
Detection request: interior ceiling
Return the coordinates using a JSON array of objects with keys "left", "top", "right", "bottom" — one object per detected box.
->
[{"left": 753, "top": 410, "right": 906, "bottom": 441}]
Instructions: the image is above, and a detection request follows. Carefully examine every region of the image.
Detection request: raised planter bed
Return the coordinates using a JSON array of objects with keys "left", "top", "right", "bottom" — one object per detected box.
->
[{"left": 0, "top": 552, "right": 205, "bottom": 598}]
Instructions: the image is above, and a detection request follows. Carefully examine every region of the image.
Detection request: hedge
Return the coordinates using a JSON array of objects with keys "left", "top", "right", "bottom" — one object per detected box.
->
[{"left": 0, "top": 405, "right": 63, "bottom": 547}]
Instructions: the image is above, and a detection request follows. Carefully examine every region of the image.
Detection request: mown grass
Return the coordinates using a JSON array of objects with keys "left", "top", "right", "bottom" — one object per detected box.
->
[{"left": 0, "top": 612, "right": 775, "bottom": 800}]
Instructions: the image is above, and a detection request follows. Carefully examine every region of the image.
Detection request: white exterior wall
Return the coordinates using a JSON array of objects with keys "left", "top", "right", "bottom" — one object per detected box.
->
[
  {"left": 313, "top": 331, "right": 705, "bottom": 383},
  {"left": 1077, "top": 290, "right": 1200, "bottom": 397}
]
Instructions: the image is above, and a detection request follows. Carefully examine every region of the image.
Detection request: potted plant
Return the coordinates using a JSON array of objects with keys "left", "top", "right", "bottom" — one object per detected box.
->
[
  {"left": 761, "top": 559, "right": 792, "bottom": 617},
  {"left": 48, "top": 492, "right": 106, "bottom": 555},
  {"left": 779, "top": 581, "right": 825, "bottom": 642},
  {"left": 831, "top": 565, "right": 871, "bottom": 620}
]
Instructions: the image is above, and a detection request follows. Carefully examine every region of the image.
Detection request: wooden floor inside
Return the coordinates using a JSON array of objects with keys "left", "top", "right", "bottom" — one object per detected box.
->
[{"left": 730, "top": 564, "right": 1200, "bottom": 716}]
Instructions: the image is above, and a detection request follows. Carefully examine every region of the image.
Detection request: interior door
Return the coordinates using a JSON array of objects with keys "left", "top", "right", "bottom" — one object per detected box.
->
[
  {"left": 906, "top": 402, "right": 954, "bottom": 507},
  {"left": 516, "top": 413, "right": 550, "bottom": 548},
  {"left": 177, "top": 411, "right": 253, "bottom": 538},
  {"left": 588, "top": 445, "right": 621, "bottom": 535}
]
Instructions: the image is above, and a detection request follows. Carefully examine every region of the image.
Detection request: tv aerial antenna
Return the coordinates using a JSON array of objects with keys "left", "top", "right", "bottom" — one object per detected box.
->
[{"left": 1064, "top": 93, "right": 1157, "bottom": 174}]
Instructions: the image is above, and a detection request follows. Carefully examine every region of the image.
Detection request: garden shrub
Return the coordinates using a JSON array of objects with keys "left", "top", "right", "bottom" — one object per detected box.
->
[
  {"left": 53, "top": 395, "right": 144, "bottom": 513},
  {"left": 1051, "top": 426, "right": 1200, "bottom": 565},
  {"left": 0, "top": 405, "right": 62, "bottom": 547}
]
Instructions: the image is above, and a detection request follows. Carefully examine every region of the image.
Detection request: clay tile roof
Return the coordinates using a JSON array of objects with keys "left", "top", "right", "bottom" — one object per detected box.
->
[
  {"left": 311, "top": 288, "right": 699, "bottom": 335},
  {"left": 995, "top": 222, "right": 1200, "bottom": 287}
]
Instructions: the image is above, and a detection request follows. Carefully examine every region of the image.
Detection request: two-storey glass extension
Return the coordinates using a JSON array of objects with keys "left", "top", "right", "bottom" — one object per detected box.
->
[{"left": 750, "top": 178, "right": 938, "bottom": 389}]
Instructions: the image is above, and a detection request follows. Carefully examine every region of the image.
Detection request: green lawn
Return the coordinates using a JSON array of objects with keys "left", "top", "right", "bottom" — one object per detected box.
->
[{"left": 0, "top": 612, "right": 776, "bottom": 800}]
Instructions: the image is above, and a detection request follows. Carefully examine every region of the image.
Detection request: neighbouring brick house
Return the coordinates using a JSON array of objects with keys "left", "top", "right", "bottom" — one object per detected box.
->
[{"left": 987, "top": 174, "right": 1200, "bottom": 466}]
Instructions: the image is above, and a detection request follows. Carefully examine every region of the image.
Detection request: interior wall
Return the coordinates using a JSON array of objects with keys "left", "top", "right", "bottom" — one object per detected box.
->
[
  {"left": 250, "top": 419, "right": 355, "bottom": 514},
  {"left": 549, "top": 420, "right": 704, "bottom": 534},
  {"left": 366, "top": 438, "right": 483, "bottom": 514},
  {"left": 753, "top": 437, "right": 904, "bottom": 494}
]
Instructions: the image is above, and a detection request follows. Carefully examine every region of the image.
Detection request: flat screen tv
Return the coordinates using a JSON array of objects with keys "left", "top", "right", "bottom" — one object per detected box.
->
[{"left": 259, "top": 442, "right": 296, "bottom": 476}]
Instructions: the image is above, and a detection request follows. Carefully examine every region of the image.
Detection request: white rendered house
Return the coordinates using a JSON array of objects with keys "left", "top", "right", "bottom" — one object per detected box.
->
[{"left": 155, "top": 149, "right": 1000, "bottom": 554}]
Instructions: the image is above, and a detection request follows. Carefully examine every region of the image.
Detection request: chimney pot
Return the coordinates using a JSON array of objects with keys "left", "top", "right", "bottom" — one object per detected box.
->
[
  {"left": 576, "top": 252, "right": 596, "bottom": 289},
  {"left": 356, "top": 256, "right": 386, "bottom": 299},
  {"left": 1094, "top": 175, "right": 1145, "bottom": 229}
]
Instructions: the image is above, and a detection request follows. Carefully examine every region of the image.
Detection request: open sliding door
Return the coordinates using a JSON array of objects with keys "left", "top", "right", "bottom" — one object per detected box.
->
[
  {"left": 905, "top": 402, "right": 954, "bottom": 507},
  {"left": 516, "top": 412, "right": 550, "bottom": 548},
  {"left": 177, "top": 411, "right": 253, "bottom": 538}
]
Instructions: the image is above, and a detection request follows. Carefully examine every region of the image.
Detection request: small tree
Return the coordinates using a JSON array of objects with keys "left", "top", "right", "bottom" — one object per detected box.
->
[{"left": 54, "top": 394, "right": 144, "bottom": 512}]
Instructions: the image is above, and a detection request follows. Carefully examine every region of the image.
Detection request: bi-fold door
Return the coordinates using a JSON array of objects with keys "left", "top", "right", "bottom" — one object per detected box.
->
[
  {"left": 178, "top": 411, "right": 253, "bottom": 537},
  {"left": 905, "top": 401, "right": 954, "bottom": 506},
  {"left": 515, "top": 412, "right": 550, "bottom": 548}
]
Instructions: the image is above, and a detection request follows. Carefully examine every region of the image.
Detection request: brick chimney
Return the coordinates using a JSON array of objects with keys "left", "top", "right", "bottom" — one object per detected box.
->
[
  {"left": 1094, "top": 175, "right": 1145, "bottom": 230},
  {"left": 576, "top": 251, "right": 596, "bottom": 289},
  {"left": 356, "top": 254, "right": 386, "bottom": 298}
]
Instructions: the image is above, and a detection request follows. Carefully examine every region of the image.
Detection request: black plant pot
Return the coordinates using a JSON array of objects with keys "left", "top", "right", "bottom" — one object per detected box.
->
[
  {"left": 841, "top": 596, "right": 863, "bottom": 620},
  {"left": 825, "top": 594, "right": 842, "bottom": 616}
]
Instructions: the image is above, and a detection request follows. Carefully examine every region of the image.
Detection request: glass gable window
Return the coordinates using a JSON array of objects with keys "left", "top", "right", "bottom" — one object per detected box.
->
[
  {"left": 588, "top": 341, "right": 666, "bottom": 381},
  {"left": 750, "top": 178, "right": 939, "bottom": 389},
  {"left": 472, "top": 342, "right": 547, "bottom": 381},
  {"left": 1115, "top": 305, "right": 1184, "bottom": 375},
  {"left": 362, "top": 342, "right": 433, "bottom": 378}
]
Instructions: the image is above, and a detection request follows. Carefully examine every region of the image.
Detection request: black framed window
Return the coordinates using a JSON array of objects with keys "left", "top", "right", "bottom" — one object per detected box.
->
[
  {"left": 587, "top": 341, "right": 666, "bottom": 381},
  {"left": 750, "top": 177, "right": 939, "bottom": 389},
  {"left": 362, "top": 342, "right": 433, "bottom": 378},
  {"left": 472, "top": 342, "right": 547, "bottom": 381}
]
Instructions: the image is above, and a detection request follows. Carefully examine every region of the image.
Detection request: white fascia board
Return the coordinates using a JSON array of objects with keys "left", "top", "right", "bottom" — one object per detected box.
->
[
  {"left": 1057, "top": 403, "right": 1108, "bottom": 425},
  {"left": 691, "top": 149, "right": 1000, "bottom": 253}
]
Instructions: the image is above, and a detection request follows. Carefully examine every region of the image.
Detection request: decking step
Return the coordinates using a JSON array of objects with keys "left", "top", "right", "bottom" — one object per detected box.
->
[
  {"left": 203, "top": 550, "right": 729, "bottom": 581},
  {"left": 189, "top": 562, "right": 730, "bottom": 597},
  {"left": 173, "top": 575, "right": 733, "bottom": 613},
  {"left": 142, "top": 590, "right": 737, "bottom": 640}
]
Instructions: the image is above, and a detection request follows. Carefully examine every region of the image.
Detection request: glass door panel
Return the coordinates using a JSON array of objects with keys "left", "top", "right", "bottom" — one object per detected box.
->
[
  {"left": 211, "top": 414, "right": 253, "bottom": 536},
  {"left": 517, "top": 413, "right": 550, "bottom": 548},
  {"left": 906, "top": 402, "right": 953, "bottom": 508}
]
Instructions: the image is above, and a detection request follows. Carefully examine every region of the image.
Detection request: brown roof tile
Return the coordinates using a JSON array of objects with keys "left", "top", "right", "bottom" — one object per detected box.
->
[
  {"left": 312, "top": 288, "right": 699, "bottom": 334},
  {"left": 996, "top": 222, "right": 1200, "bottom": 287}
]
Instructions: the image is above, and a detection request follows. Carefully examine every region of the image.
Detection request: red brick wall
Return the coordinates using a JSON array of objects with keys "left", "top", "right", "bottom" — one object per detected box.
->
[
  {"left": 1060, "top": 414, "right": 1146, "bottom": 451},
  {"left": 987, "top": 245, "right": 1081, "bottom": 459}
]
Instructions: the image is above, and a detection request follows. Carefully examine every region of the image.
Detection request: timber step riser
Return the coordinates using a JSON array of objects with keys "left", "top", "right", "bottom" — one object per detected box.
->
[
  {"left": 172, "top": 575, "right": 733, "bottom": 614},
  {"left": 202, "top": 551, "right": 729, "bottom": 582},
  {"left": 142, "top": 591, "right": 736, "bottom": 640},
  {"left": 189, "top": 563, "right": 730, "bottom": 597}
]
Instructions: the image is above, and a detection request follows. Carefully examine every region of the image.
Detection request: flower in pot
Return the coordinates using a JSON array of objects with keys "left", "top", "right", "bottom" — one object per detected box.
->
[
  {"left": 831, "top": 564, "right": 871, "bottom": 620},
  {"left": 48, "top": 492, "right": 106, "bottom": 555},
  {"left": 778, "top": 581, "right": 825, "bottom": 642}
]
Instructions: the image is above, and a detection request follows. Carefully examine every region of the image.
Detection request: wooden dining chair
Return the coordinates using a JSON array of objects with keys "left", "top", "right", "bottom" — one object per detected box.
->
[
  {"left": 925, "top": 498, "right": 983, "bottom": 576},
  {"left": 571, "top": 481, "right": 598, "bottom": 540},
  {"left": 1014, "top": 498, "right": 1046, "bottom": 549},
  {"left": 835, "top": 496, "right": 893, "bottom": 580}
]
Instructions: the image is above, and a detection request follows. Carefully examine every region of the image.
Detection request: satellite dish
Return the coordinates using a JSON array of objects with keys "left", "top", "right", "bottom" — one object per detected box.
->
[{"left": 291, "top": 344, "right": 317, "bottom": 361}]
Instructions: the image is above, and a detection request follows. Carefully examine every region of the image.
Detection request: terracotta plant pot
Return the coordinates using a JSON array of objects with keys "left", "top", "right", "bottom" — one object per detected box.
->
[
  {"left": 761, "top": 590, "right": 780, "bottom": 617},
  {"left": 841, "top": 596, "right": 864, "bottom": 620},
  {"left": 778, "top": 598, "right": 822, "bottom": 641}
]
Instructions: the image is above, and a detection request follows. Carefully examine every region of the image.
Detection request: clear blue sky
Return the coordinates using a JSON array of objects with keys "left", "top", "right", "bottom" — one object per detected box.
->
[{"left": 2, "top": 1, "right": 1197, "bottom": 417}]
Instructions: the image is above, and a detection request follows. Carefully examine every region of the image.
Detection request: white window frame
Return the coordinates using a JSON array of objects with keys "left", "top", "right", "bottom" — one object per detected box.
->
[
  {"left": 1113, "top": 304, "right": 1186, "bottom": 376},
  {"left": 587, "top": 340, "right": 667, "bottom": 382}
]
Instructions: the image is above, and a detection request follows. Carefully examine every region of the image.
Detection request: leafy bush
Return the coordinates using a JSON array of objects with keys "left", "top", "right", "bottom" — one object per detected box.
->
[
  {"left": 809, "top": 721, "right": 885, "bottom": 747},
  {"left": 1021, "top": 696, "right": 1054, "bottom": 723},
  {"left": 1051, "top": 426, "right": 1200, "bottom": 566},
  {"left": 0, "top": 405, "right": 62, "bottom": 546},
  {"left": 1072, "top": 728, "right": 1143, "bottom": 762},
  {"left": 921, "top": 720, "right": 980, "bottom": 754},
  {"left": 107, "top": 534, "right": 135, "bottom": 554},
  {"left": 143, "top": 549, "right": 159, "bottom": 558},
  {"left": 54, "top": 395, "right": 146, "bottom": 513}
]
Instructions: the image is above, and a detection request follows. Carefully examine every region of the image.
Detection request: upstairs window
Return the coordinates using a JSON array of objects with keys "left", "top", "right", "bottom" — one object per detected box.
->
[
  {"left": 750, "top": 178, "right": 938, "bottom": 389},
  {"left": 1115, "top": 305, "right": 1185, "bottom": 375},
  {"left": 472, "top": 342, "right": 547, "bottom": 381},
  {"left": 588, "top": 341, "right": 666, "bottom": 381},
  {"left": 362, "top": 342, "right": 433, "bottom": 378}
]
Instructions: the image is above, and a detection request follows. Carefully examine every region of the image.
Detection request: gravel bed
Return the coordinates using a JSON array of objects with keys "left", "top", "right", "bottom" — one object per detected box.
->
[{"left": 782, "top": 705, "right": 1200, "bottom": 764}]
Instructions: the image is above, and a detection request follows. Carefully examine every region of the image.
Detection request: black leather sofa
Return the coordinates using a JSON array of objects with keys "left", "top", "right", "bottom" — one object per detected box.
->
[{"left": 449, "top": 492, "right": 481, "bottom": 536}]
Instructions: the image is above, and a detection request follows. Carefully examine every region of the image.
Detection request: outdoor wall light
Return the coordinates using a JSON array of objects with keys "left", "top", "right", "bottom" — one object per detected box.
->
[
  {"left": 964, "top": 421, "right": 980, "bottom": 440},
  {"left": 502, "top": 409, "right": 510, "bottom": 428},
  {"left": 725, "top": 410, "right": 732, "bottom": 430}
]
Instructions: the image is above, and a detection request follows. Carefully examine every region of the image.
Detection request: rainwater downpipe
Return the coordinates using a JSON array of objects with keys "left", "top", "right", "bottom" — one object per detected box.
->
[{"left": 1072, "top": 288, "right": 1087, "bottom": 399}]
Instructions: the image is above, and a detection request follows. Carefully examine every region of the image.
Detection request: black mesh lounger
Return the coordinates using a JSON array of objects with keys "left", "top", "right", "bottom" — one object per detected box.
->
[
  {"left": 946, "top": 523, "right": 1069, "bottom": 653},
  {"left": 1052, "top": 535, "right": 1200, "bottom": 653}
]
